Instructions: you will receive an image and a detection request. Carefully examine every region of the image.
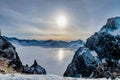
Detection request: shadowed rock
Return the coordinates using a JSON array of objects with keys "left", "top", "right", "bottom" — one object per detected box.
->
[
  {"left": 64, "top": 47, "right": 98, "bottom": 77},
  {"left": 23, "top": 60, "right": 46, "bottom": 74}
]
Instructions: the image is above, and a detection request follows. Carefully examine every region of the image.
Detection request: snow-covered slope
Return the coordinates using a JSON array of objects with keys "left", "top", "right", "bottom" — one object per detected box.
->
[
  {"left": 86, "top": 17, "right": 120, "bottom": 60},
  {"left": 64, "top": 17, "right": 120, "bottom": 79},
  {"left": 69, "top": 40, "right": 84, "bottom": 52},
  {"left": 100, "top": 17, "right": 120, "bottom": 36},
  {"left": 64, "top": 47, "right": 99, "bottom": 77},
  {"left": 0, "top": 74, "right": 109, "bottom": 80},
  {"left": 85, "top": 17, "right": 120, "bottom": 78}
]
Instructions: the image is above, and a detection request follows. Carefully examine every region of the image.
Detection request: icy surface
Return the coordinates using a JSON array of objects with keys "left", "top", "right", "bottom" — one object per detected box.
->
[{"left": 0, "top": 73, "right": 110, "bottom": 80}]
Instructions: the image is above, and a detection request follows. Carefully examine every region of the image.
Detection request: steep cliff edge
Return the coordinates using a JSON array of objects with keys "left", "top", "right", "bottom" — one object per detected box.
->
[
  {"left": 0, "top": 36, "right": 23, "bottom": 73},
  {"left": 64, "top": 17, "right": 120, "bottom": 78},
  {"left": 0, "top": 36, "right": 46, "bottom": 74}
]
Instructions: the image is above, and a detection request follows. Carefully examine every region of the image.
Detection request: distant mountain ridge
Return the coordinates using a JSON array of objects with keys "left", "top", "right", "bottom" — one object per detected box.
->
[{"left": 3, "top": 36, "right": 84, "bottom": 50}]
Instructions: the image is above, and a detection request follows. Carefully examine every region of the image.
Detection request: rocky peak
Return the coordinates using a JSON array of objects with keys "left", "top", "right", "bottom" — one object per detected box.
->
[
  {"left": 64, "top": 17, "right": 120, "bottom": 78},
  {"left": 100, "top": 17, "right": 120, "bottom": 36},
  {"left": 0, "top": 36, "right": 23, "bottom": 73},
  {"left": 23, "top": 60, "right": 46, "bottom": 74},
  {"left": 29, "top": 60, "right": 46, "bottom": 74},
  {"left": 85, "top": 17, "right": 120, "bottom": 78},
  {"left": 31, "top": 60, "right": 38, "bottom": 67},
  {"left": 86, "top": 17, "right": 120, "bottom": 60},
  {"left": 106, "top": 17, "right": 120, "bottom": 28}
]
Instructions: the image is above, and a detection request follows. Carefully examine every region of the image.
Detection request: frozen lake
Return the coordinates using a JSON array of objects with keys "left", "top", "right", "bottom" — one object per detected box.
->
[{"left": 14, "top": 44, "right": 75, "bottom": 76}]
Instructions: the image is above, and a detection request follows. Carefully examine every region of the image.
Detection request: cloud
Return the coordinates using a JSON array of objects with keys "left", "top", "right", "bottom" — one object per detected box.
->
[
  {"left": 1, "top": 0, "right": 120, "bottom": 40},
  {"left": 0, "top": 4, "right": 95, "bottom": 40}
]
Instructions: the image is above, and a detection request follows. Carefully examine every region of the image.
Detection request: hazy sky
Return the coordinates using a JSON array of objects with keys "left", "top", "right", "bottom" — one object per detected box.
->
[{"left": 0, "top": 0, "right": 120, "bottom": 40}]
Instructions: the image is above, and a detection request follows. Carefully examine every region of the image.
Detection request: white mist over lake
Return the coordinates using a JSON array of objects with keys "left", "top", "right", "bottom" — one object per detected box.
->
[{"left": 14, "top": 44, "right": 75, "bottom": 76}]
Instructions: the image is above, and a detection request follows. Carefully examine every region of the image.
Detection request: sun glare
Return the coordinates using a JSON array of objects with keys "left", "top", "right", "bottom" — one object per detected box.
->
[
  {"left": 57, "top": 49, "right": 64, "bottom": 62},
  {"left": 56, "top": 15, "right": 67, "bottom": 28}
]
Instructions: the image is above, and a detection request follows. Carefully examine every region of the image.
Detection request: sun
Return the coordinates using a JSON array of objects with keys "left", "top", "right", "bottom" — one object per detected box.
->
[{"left": 56, "top": 15, "right": 67, "bottom": 28}]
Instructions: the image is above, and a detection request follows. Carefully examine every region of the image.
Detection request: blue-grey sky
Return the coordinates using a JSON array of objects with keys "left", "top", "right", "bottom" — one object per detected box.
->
[{"left": 0, "top": 0, "right": 120, "bottom": 40}]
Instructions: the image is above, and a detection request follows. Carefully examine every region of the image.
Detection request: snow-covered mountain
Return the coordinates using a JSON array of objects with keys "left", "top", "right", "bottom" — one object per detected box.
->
[
  {"left": 100, "top": 17, "right": 120, "bottom": 36},
  {"left": 86, "top": 17, "right": 120, "bottom": 60},
  {"left": 3, "top": 36, "right": 84, "bottom": 50},
  {"left": 64, "top": 17, "right": 120, "bottom": 78},
  {"left": 0, "top": 36, "right": 23, "bottom": 73},
  {"left": 85, "top": 17, "right": 120, "bottom": 78},
  {"left": 0, "top": 36, "right": 46, "bottom": 74},
  {"left": 64, "top": 47, "right": 99, "bottom": 77},
  {"left": 0, "top": 17, "right": 120, "bottom": 79},
  {"left": 0, "top": 36, "right": 107, "bottom": 80}
]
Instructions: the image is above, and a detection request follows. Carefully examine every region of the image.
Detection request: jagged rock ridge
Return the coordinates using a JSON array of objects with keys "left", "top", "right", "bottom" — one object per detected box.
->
[
  {"left": 0, "top": 36, "right": 46, "bottom": 74},
  {"left": 0, "top": 36, "right": 23, "bottom": 73},
  {"left": 23, "top": 60, "right": 46, "bottom": 74},
  {"left": 86, "top": 17, "right": 120, "bottom": 60},
  {"left": 64, "top": 17, "right": 120, "bottom": 78}
]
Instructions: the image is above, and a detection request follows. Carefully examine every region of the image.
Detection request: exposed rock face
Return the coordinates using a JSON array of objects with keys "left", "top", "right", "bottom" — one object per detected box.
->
[
  {"left": 85, "top": 17, "right": 120, "bottom": 78},
  {"left": 23, "top": 60, "right": 46, "bottom": 74},
  {"left": 93, "top": 60, "right": 120, "bottom": 79},
  {"left": 64, "top": 47, "right": 99, "bottom": 77},
  {"left": 86, "top": 17, "right": 120, "bottom": 60},
  {"left": 0, "top": 36, "right": 23, "bottom": 73},
  {"left": 86, "top": 32, "right": 120, "bottom": 60},
  {"left": 0, "top": 58, "right": 16, "bottom": 73},
  {"left": 64, "top": 17, "right": 120, "bottom": 78},
  {"left": 0, "top": 36, "right": 46, "bottom": 75}
]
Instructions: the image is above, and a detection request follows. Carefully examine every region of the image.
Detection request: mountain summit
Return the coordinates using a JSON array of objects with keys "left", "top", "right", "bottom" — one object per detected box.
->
[
  {"left": 64, "top": 17, "right": 120, "bottom": 78},
  {"left": 100, "top": 17, "right": 120, "bottom": 36},
  {"left": 86, "top": 17, "right": 120, "bottom": 60}
]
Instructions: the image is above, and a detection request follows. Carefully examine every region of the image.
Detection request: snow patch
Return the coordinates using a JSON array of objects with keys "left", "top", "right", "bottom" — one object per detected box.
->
[{"left": 0, "top": 74, "right": 110, "bottom": 80}]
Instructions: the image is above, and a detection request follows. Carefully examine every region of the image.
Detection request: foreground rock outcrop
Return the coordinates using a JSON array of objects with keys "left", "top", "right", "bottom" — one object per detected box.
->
[
  {"left": 86, "top": 17, "right": 120, "bottom": 78},
  {"left": 94, "top": 60, "right": 120, "bottom": 79},
  {"left": 64, "top": 47, "right": 99, "bottom": 77},
  {"left": 23, "top": 60, "right": 46, "bottom": 74},
  {"left": 0, "top": 36, "right": 23, "bottom": 73},
  {"left": 64, "top": 17, "right": 120, "bottom": 78},
  {"left": 0, "top": 36, "right": 46, "bottom": 74},
  {"left": 86, "top": 17, "right": 120, "bottom": 60}
]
